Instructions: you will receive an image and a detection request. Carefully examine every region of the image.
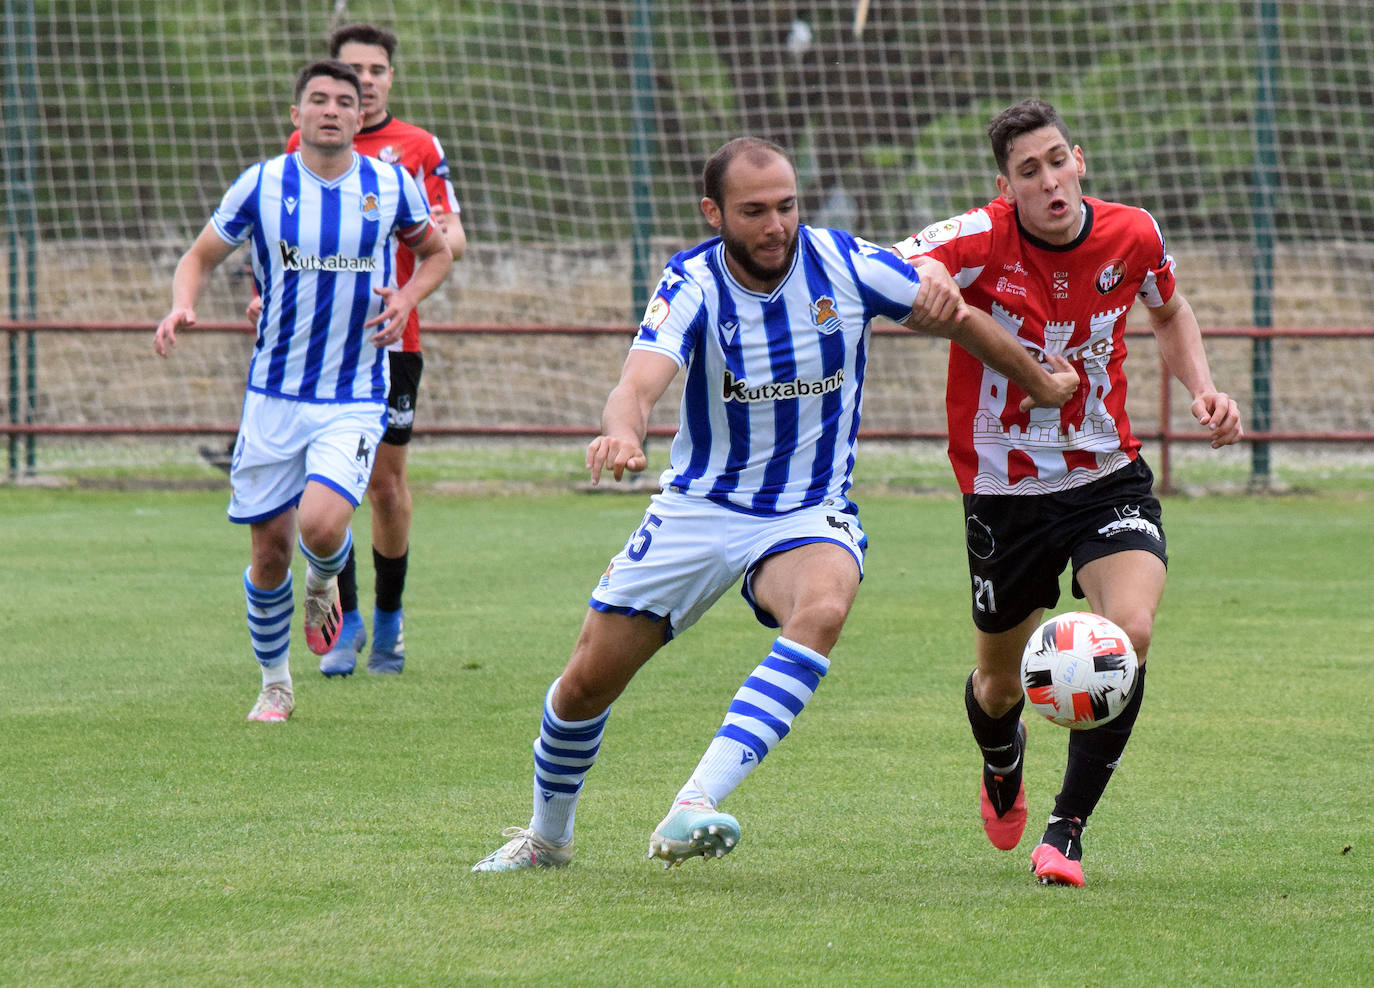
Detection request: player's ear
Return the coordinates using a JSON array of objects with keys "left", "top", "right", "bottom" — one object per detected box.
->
[
  {"left": 995, "top": 173, "right": 1014, "bottom": 204},
  {"left": 700, "top": 196, "right": 723, "bottom": 230},
  {"left": 289, "top": 104, "right": 301, "bottom": 128},
  {"left": 1073, "top": 145, "right": 1086, "bottom": 178}
]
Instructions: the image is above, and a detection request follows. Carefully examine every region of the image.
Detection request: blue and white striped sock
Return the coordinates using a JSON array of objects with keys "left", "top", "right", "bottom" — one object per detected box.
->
[
  {"left": 244, "top": 567, "right": 293, "bottom": 687},
  {"left": 298, "top": 528, "right": 353, "bottom": 583},
  {"left": 529, "top": 678, "right": 609, "bottom": 846},
  {"left": 680, "top": 636, "right": 830, "bottom": 807}
]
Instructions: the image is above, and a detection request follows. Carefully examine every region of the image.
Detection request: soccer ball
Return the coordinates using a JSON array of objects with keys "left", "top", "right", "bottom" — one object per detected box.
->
[{"left": 1020, "top": 611, "right": 1138, "bottom": 729}]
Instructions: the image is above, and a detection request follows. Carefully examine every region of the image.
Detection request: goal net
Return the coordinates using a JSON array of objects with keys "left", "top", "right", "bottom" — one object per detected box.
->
[{"left": 4, "top": 0, "right": 1372, "bottom": 483}]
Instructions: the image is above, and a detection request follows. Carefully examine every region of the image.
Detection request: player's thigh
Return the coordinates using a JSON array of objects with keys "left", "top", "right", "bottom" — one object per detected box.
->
[
  {"left": 228, "top": 393, "right": 310, "bottom": 524},
  {"left": 737, "top": 497, "right": 866, "bottom": 628},
  {"left": 380, "top": 350, "right": 422, "bottom": 446},
  {"left": 1074, "top": 550, "right": 1166, "bottom": 658},
  {"left": 590, "top": 492, "right": 738, "bottom": 638},
  {"left": 367, "top": 439, "right": 408, "bottom": 497},
  {"left": 963, "top": 493, "right": 1068, "bottom": 634},
  {"left": 749, "top": 542, "right": 860, "bottom": 633},
  {"left": 302, "top": 401, "right": 388, "bottom": 509}
]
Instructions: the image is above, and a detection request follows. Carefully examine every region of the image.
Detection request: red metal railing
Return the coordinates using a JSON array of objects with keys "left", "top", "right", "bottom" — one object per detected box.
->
[{"left": 5, "top": 321, "right": 1373, "bottom": 491}]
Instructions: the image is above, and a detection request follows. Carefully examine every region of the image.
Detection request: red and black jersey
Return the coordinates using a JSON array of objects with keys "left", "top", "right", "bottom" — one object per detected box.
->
[
  {"left": 895, "top": 196, "right": 1176, "bottom": 494},
  {"left": 287, "top": 114, "right": 459, "bottom": 352}
]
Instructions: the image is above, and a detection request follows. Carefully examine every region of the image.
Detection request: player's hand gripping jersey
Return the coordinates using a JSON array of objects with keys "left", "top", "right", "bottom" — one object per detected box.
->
[
  {"left": 895, "top": 197, "right": 1176, "bottom": 495},
  {"left": 634, "top": 226, "right": 922, "bottom": 516}
]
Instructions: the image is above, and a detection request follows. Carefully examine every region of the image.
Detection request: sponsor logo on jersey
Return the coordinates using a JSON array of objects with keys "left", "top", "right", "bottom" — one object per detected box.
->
[
  {"left": 277, "top": 242, "right": 377, "bottom": 272},
  {"left": 283, "top": 196, "right": 299, "bottom": 215},
  {"left": 1096, "top": 258, "right": 1127, "bottom": 295},
  {"left": 1003, "top": 261, "right": 1028, "bottom": 275},
  {"left": 377, "top": 144, "right": 401, "bottom": 164},
  {"left": 995, "top": 277, "right": 1027, "bottom": 298},
  {"left": 722, "top": 367, "right": 844, "bottom": 404},
  {"left": 718, "top": 318, "right": 739, "bottom": 343},
  {"left": 359, "top": 193, "right": 381, "bottom": 221},
  {"left": 810, "top": 295, "right": 844, "bottom": 333}
]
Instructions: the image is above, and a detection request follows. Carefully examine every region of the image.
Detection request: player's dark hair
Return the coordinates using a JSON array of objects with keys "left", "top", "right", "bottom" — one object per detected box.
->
[
  {"left": 293, "top": 59, "right": 362, "bottom": 104},
  {"left": 987, "top": 99, "right": 1072, "bottom": 174},
  {"left": 329, "top": 23, "right": 398, "bottom": 64},
  {"left": 701, "top": 137, "right": 794, "bottom": 207}
]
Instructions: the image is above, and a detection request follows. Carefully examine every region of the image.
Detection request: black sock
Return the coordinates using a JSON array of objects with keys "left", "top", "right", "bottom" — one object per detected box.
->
[
  {"left": 337, "top": 546, "right": 358, "bottom": 613},
  {"left": 965, "top": 671, "right": 1025, "bottom": 767},
  {"left": 373, "top": 546, "right": 408, "bottom": 613},
  {"left": 1052, "top": 664, "right": 1148, "bottom": 822},
  {"left": 966, "top": 672, "right": 1026, "bottom": 815}
]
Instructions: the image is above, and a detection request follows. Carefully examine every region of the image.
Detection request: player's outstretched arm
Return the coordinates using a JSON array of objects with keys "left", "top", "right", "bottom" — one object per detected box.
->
[
  {"left": 154, "top": 225, "right": 238, "bottom": 358},
  {"left": 904, "top": 301, "right": 1078, "bottom": 410},
  {"left": 586, "top": 349, "right": 679, "bottom": 485},
  {"left": 1148, "top": 293, "right": 1243, "bottom": 448}
]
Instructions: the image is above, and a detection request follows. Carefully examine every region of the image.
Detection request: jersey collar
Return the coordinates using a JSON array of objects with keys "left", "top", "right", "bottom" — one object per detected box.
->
[
  {"left": 1015, "top": 199, "right": 1094, "bottom": 252},
  {"left": 359, "top": 113, "right": 394, "bottom": 136}
]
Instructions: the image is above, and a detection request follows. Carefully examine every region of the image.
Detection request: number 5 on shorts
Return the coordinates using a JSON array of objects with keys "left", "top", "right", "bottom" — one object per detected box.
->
[{"left": 626, "top": 512, "right": 663, "bottom": 561}]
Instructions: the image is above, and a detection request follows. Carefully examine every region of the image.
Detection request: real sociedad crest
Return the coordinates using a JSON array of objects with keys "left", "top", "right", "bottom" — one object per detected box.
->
[
  {"left": 359, "top": 193, "right": 381, "bottom": 221},
  {"left": 810, "top": 295, "right": 843, "bottom": 334}
]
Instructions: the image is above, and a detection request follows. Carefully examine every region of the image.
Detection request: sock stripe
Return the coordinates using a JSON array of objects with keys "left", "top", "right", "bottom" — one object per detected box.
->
[
  {"left": 722, "top": 702, "right": 790, "bottom": 748},
  {"left": 771, "top": 637, "right": 830, "bottom": 676},
  {"left": 244, "top": 570, "right": 293, "bottom": 670},
  {"left": 717, "top": 723, "right": 770, "bottom": 760},
  {"left": 760, "top": 653, "right": 822, "bottom": 694},
  {"left": 298, "top": 528, "right": 353, "bottom": 578},
  {"left": 735, "top": 675, "right": 809, "bottom": 716},
  {"left": 539, "top": 716, "right": 608, "bottom": 744}
]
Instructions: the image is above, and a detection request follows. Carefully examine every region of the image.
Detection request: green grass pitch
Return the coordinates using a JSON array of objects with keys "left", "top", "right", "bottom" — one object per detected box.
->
[{"left": 1, "top": 484, "right": 1369, "bottom": 985}]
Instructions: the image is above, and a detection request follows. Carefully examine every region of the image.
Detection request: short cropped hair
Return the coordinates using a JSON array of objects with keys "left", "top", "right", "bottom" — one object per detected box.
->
[
  {"left": 701, "top": 137, "right": 794, "bottom": 206},
  {"left": 329, "top": 23, "right": 398, "bottom": 63},
  {"left": 986, "top": 99, "right": 1072, "bottom": 174},
  {"left": 293, "top": 59, "right": 362, "bottom": 104}
]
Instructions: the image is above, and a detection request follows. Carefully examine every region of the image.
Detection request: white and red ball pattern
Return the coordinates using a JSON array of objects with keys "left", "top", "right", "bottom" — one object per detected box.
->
[{"left": 1020, "top": 611, "right": 1138, "bottom": 729}]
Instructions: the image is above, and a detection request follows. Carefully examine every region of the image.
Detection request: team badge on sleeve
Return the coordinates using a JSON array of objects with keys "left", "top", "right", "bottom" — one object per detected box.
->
[
  {"left": 639, "top": 295, "right": 670, "bottom": 340},
  {"left": 918, "top": 218, "right": 962, "bottom": 245}
]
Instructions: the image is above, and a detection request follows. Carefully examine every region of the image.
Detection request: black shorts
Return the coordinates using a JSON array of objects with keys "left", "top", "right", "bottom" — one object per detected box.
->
[
  {"left": 382, "top": 350, "right": 424, "bottom": 446},
  {"left": 962, "top": 458, "right": 1168, "bottom": 634}
]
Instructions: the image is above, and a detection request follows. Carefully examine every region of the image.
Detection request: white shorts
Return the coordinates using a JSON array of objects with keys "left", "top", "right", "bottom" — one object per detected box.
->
[
  {"left": 227, "top": 391, "right": 387, "bottom": 524},
  {"left": 590, "top": 489, "right": 867, "bottom": 639}
]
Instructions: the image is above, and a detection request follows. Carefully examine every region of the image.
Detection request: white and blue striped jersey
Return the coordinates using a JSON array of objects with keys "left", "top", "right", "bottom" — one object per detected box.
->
[
  {"left": 211, "top": 151, "right": 432, "bottom": 403},
  {"left": 632, "top": 226, "right": 922, "bottom": 515}
]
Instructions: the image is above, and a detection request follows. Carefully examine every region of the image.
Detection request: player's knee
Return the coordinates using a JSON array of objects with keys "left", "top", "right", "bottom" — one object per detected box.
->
[
  {"left": 296, "top": 517, "right": 347, "bottom": 558},
  {"left": 367, "top": 469, "right": 405, "bottom": 509},
  {"left": 1112, "top": 612, "right": 1154, "bottom": 662},
  {"left": 784, "top": 596, "right": 850, "bottom": 649},
  {"left": 981, "top": 670, "right": 1026, "bottom": 713},
  {"left": 551, "top": 668, "right": 613, "bottom": 722}
]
